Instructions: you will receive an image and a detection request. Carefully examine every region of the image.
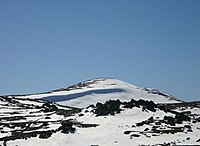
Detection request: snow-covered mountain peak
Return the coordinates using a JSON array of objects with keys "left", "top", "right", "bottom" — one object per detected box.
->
[
  {"left": 17, "top": 78, "right": 181, "bottom": 108},
  {"left": 61, "top": 78, "right": 138, "bottom": 91}
]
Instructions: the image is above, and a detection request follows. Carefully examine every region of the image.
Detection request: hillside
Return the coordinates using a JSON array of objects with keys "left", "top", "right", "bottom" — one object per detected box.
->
[
  {"left": 16, "top": 78, "right": 181, "bottom": 108},
  {"left": 0, "top": 78, "right": 199, "bottom": 146}
]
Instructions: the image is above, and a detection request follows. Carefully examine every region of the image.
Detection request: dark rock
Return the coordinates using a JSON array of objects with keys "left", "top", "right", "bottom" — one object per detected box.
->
[
  {"left": 123, "top": 99, "right": 136, "bottom": 109},
  {"left": 94, "top": 100, "right": 122, "bottom": 116},
  {"left": 147, "top": 116, "right": 154, "bottom": 123},
  {"left": 197, "top": 117, "right": 200, "bottom": 122},
  {"left": 96, "top": 102, "right": 103, "bottom": 108},
  {"left": 162, "top": 142, "right": 171, "bottom": 146},
  {"left": 78, "top": 123, "right": 99, "bottom": 128},
  {"left": 41, "top": 103, "right": 58, "bottom": 112},
  {"left": 175, "top": 113, "right": 190, "bottom": 124},
  {"left": 186, "top": 137, "right": 190, "bottom": 140},
  {"left": 131, "top": 134, "right": 140, "bottom": 137},
  {"left": 146, "top": 135, "right": 151, "bottom": 138},
  {"left": 192, "top": 120, "right": 197, "bottom": 123},
  {"left": 151, "top": 126, "right": 158, "bottom": 131},
  {"left": 164, "top": 116, "right": 175, "bottom": 126},
  {"left": 124, "top": 131, "right": 132, "bottom": 135},
  {"left": 136, "top": 117, "right": 154, "bottom": 127},
  {"left": 136, "top": 121, "right": 145, "bottom": 127},
  {"left": 157, "top": 105, "right": 167, "bottom": 112},
  {"left": 78, "top": 113, "right": 84, "bottom": 117},
  {"left": 58, "top": 121, "right": 76, "bottom": 134},
  {"left": 184, "top": 125, "right": 191, "bottom": 129},
  {"left": 87, "top": 104, "right": 95, "bottom": 109},
  {"left": 155, "top": 121, "right": 161, "bottom": 125},
  {"left": 136, "top": 100, "right": 157, "bottom": 112},
  {"left": 39, "top": 131, "right": 52, "bottom": 139},
  {"left": 187, "top": 129, "right": 193, "bottom": 132}
]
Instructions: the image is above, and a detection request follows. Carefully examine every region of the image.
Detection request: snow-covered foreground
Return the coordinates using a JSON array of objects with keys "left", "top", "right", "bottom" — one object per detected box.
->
[
  {"left": 76, "top": 106, "right": 200, "bottom": 146},
  {"left": 0, "top": 96, "right": 199, "bottom": 146},
  {"left": 0, "top": 78, "right": 199, "bottom": 146}
]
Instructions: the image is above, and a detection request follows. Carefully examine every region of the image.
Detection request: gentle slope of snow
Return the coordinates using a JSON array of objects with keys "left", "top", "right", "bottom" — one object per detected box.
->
[{"left": 17, "top": 78, "right": 181, "bottom": 108}]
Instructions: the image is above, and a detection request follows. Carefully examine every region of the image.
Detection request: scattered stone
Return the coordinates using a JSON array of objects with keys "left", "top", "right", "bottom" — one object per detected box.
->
[
  {"left": 94, "top": 100, "right": 122, "bottom": 116},
  {"left": 78, "top": 113, "right": 84, "bottom": 117},
  {"left": 131, "top": 134, "right": 140, "bottom": 137},
  {"left": 85, "top": 110, "right": 89, "bottom": 113},
  {"left": 175, "top": 113, "right": 190, "bottom": 124},
  {"left": 39, "top": 131, "right": 52, "bottom": 139},
  {"left": 184, "top": 125, "right": 192, "bottom": 129},
  {"left": 164, "top": 116, "right": 175, "bottom": 126},
  {"left": 124, "top": 131, "right": 132, "bottom": 135},
  {"left": 59, "top": 121, "right": 76, "bottom": 134},
  {"left": 155, "top": 121, "right": 161, "bottom": 125},
  {"left": 41, "top": 103, "right": 58, "bottom": 112},
  {"left": 186, "top": 137, "right": 190, "bottom": 140},
  {"left": 187, "top": 129, "right": 193, "bottom": 132}
]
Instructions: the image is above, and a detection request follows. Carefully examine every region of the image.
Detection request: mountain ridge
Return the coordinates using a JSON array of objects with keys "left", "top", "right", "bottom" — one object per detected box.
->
[{"left": 7, "top": 78, "right": 182, "bottom": 108}]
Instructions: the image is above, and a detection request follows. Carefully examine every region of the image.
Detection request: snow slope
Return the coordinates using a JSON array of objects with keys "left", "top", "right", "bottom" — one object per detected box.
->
[
  {"left": 0, "top": 78, "right": 199, "bottom": 146},
  {"left": 76, "top": 107, "right": 200, "bottom": 146},
  {"left": 1, "top": 96, "right": 199, "bottom": 146},
  {"left": 17, "top": 78, "right": 181, "bottom": 108}
]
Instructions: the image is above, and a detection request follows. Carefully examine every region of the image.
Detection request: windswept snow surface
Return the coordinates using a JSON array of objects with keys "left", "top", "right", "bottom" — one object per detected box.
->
[
  {"left": 17, "top": 78, "right": 181, "bottom": 108},
  {"left": 76, "top": 108, "right": 200, "bottom": 146},
  {"left": 1, "top": 99, "right": 200, "bottom": 146},
  {"left": 3, "top": 78, "right": 200, "bottom": 146},
  {"left": 0, "top": 81, "right": 199, "bottom": 146}
]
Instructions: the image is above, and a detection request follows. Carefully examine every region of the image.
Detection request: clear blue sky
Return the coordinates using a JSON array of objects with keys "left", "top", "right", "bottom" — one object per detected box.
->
[{"left": 0, "top": 0, "right": 199, "bottom": 101}]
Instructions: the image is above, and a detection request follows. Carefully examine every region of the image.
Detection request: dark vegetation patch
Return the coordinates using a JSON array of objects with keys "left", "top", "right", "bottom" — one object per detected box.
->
[
  {"left": 52, "top": 79, "right": 100, "bottom": 92},
  {"left": 62, "top": 119, "right": 99, "bottom": 128},
  {"left": 1, "top": 92, "right": 199, "bottom": 145},
  {"left": 163, "top": 101, "right": 200, "bottom": 110},
  {"left": 0, "top": 96, "right": 86, "bottom": 144},
  {"left": 56, "top": 108, "right": 81, "bottom": 117},
  {"left": 0, "top": 116, "right": 26, "bottom": 121},
  {"left": 124, "top": 131, "right": 133, "bottom": 135},
  {"left": 136, "top": 116, "right": 154, "bottom": 126},
  {"left": 143, "top": 88, "right": 182, "bottom": 102},
  {"left": 76, "top": 123, "right": 99, "bottom": 128},
  {"left": 90, "top": 99, "right": 159, "bottom": 116},
  {"left": 151, "top": 127, "right": 184, "bottom": 134},
  {"left": 94, "top": 100, "right": 122, "bottom": 116},
  {"left": 130, "top": 134, "right": 140, "bottom": 137},
  {"left": 58, "top": 120, "right": 76, "bottom": 134},
  {"left": 89, "top": 97, "right": 198, "bottom": 143},
  {"left": 120, "top": 99, "right": 199, "bottom": 143}
]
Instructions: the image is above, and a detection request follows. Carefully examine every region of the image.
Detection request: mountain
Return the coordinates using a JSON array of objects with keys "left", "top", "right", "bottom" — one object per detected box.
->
[
  {"left": 0, "top": 78, "right": 199, "bottom": 146},
  {"left": 16, "top": 78, "right": 181, "bottom": 108}
]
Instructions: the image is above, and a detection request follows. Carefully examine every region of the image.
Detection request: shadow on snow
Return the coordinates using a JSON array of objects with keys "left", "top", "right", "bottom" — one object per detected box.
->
[{"left": 43, "top": 88, "right": 125, "bottom": 102}]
